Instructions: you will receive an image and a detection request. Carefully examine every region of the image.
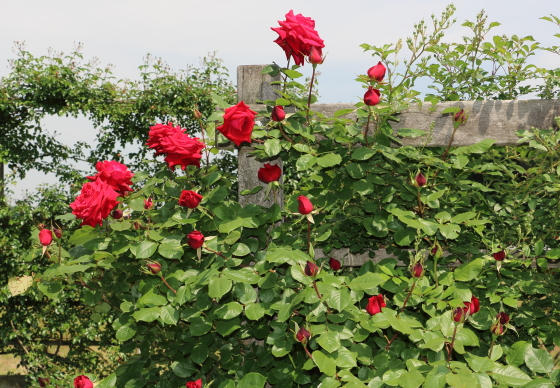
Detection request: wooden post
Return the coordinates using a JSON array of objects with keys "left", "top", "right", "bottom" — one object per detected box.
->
[{"left": 236, "top": 65, "right": 284, "bottom": 208}]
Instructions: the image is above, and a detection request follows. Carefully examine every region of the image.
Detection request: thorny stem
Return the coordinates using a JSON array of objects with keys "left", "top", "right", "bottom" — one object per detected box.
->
[
  {"left": 400, "top": 279, "right": 418, "bottom": 314},
  {"left": 447, "top": 323, "right": 459, "bottom": 366},
  {"left": 442, "top": 125, "right": 459, "bottom": 161},
  {"left": 489, "top": 338, "right": 495, "bottom": 359},
  {"left": 195, "top": 113, "right": 210, "bottom": 166},
  {"left": 386, "top": 332, "right": 399, "bottom": 350},
  {"left": 303, "top": 344, "right": 313, "bottom": 359},
  {"left": 307, "top": 219, "right": 311, "bottom": 253},
  {"left": 307, "top": 66, "right": 316, "bottom": 124},
  {"left": 160, "top": 276, "right": 177, "bottom": 294},
  {"left": 416, "top": 190, "right": 424, "bottom": 218},
  {"left": 278, "top": 122, "right": 294, "bottom": 144},
  {"left": 282, "top": 58, "right": 291, "bottom": 94},
  {"left": 364, "top": 111, "right": 372, "bottom": 147},
  {"left": 205, "top": 247, "right": 228, "bottom": 260}
]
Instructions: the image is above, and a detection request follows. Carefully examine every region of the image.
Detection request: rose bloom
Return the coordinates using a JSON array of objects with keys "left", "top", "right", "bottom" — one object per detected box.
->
[
  {"left": 271, "top": 10, "right": 325, "bottom": 66},
  {"left": 364, "top": 87, "right": 381, "bottom": 106},
  {"left": 464, "top": 296, "right": 480, "bottom": 315},
  {"left": 70, "top": 179, "right": 120, "bottom": 227},
  {"left": 366, "top": 295, "right": 386, "bottom": 316},
  {"left": 304, "top": 261, "right": 319, "bottom": 277},
  {"left": 159, "top": 131, "right": 205, "bottom": 170},
  {"left": 217, "top": 101, "right": 257, "bottom": 146},
  {"left": 271, "top": 106, "right": 286, "bottom": 122},
  {"left": 144, "top": 198, "right": 153, "bottom": 210},
  {"left": 411, "top": 262, "right": 424, "bottom": 278},
  {"left": 493, "top": 250, "right": 506, "bottom": 261},
  {"left": 179, "top": 190, "right": 203, "bottom": 209},
  {"left": 87, "top": 160, "right": 134, "bottom": 195},
  {"left": 186, "top": 379, "right": 203, "bottom": 388},
  {"left": 147, "top": 123, "right": 185, "bottom": 156},
  {"left": 367, "top": 61, "right": 386, "bottom": 82},
  {"left": 74, "top": 375, "right": 94, "bottom": 388},
  {"left": 297, "top": 196, "right": 313, "bottom": 215},
  {"left": 329, "top": 257, "right": 341, "bottom": 270},
  {"left": 258, "top": 163, "right": 282, "bottom": 183},
  {"left": 187, "top": 231, "right": 205, "bottom": 249},
  {"left": 39, "top": 229, "right": 53, "bottom": 246}
]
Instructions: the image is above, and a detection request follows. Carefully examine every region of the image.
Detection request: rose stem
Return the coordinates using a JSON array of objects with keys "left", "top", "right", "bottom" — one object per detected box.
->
[
  {"left": 278, "top": 123, "right": 294, "bottom": 143},
  {"left": 442, "top": 125, "right": 459, "bottom": 161},
  {"left": 447, "top": 323, "right": 459, "bottom": 366},
  {"left": 306, "top": 66, "right": 317, "bottom": 124},
  {"left": 282, "top": 58, "right": 291, "bottom": 94},
  {"left": 204, "top": 247, "right": 228, "bottom": 260},
  {"left": 195, "top": 113, "right": 210, "bottom": 166},
  {"left": 307, "top": 219, "right": 311, "bottom": 253},
  {"left": 385, "top": 332, "right": 399, "bottom": 350},
  {"left": 400, "top": 279, "right": 418, "bottom": 313},
  {"left": 364, "top": 111, "right": 372, "bottom": 147},
  {"left": 160, "top": 276, "right": 177, "bottom": 294},
  {"left": 312, "top": 280, "right": 331, "bottom": 315},
  {"left": 303, "top": 344, "right": 313, "bottom": 359},
  {"left": 433, "top": 250, "right": 439, "bottom": 287},
  {"left": 417, "top": 190, "right": 424, "bottom": 218},
  {"left": 489, "top": 338, "right": 495, "bottom": 359}
]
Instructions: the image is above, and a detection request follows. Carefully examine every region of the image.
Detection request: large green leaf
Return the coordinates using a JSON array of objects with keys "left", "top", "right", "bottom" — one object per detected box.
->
[
  {"left": 491, "top": 365, "right": 532, "bottom": 386},
  {"left": 348, "top": 272, "right": 386, "bottom": 293},
  {"left": 237, "top": 373, "right": 267, "bottom": 388},
  {"left": 454, "top": 258, "right": 484, "bottom": 281},
  {"left": 208, "top": 277, "right": 232, "bottom": 299},
  {"left": 312, "top": 350, "right": 337, "bottom": 376},
  {"left": 134, "top": 241, "right": 158, "bottom": 259},
  {"left": 524, "top": 347, "right": 554, "bottom": 373},
  {"left": 132, "top": 307, "right": 160, "bottom": 322}
]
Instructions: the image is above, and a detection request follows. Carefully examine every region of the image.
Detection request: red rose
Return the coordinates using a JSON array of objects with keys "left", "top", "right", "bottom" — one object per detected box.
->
[
  {"left": 329, "top": 257, "right": 341, "bottom": 270},
  {"left": 39, "top": 377, "right": 49, "bottom": 387},
  {"left": 74, "top": 375, "right": 93, "bottom": 388},
  {"left": 147, "top": 262, "right": 161, "bottom": 275},
  {"left": 454, "top": 109, "right": 467, "bottom": 124},
  {"left": 493, "top": 250, "right": 506, "bottom": 261},
  {"left": 216, "top": 101, "right": 257, "bottom": 146},
  {"left": 271, "top": 106, "right": 286, "bottom": 122},
  {"left": 187, "top": 231, "right": 205, "bottom": 249},
  {"left": 272, "top": 10, "right": 325, "bottom": 66},
  {"left": 367, "top": 61, "right": 386, "bottom": 82},
  {"left": 464, "top": 296, "right": 480, "bottom": 315},
  {"left": 366, "top": 295, "right": 385, "bottom": 316},
  {"left": 415, "top": 173, "right": 427, "bottom": 187},
  {"left": 364, "top": 87, "right": 380, "bottom": 106},
  {"left": 186, "top": 379, "right": 203, "bottom": 388},
  {"left": 39, "top": 229, "right": 53, "bottom": 246},
  {"left": 159, "top": 131, "right": 205, "bottom": 170},
  {"left": 258, "top": 163, "right": 282, "bottom": 183},
  {"left": 144, "top": 198, "right": 153, "bottom": 210},
  {"left": 497, "top": 312, "right": 510, "bottom": 325},
  {"left": 179, "top": 190, "right": 203, "bottom": 209},
  {"left": 70, "top": 179, "right": 120, "bottom": 228},
  {"left": 147, "top": 123, "right": 185, "bottom": 156},
  {"left": 87, "top": 160, "right": 134, "bottom": 195},
  {"left": 304, "top": 261, "right": 319, "bottom": 277},
  {"left": 112, "top": 209, "right": 123, "bottom": 219},
  {"left": 296, "top": 327, "right": 311, "bottom": 343},
  {"left": 452, "top": 306, "right": 466, "bottom": 323},
  {"left": 309, "top": 46, "right": 324, "bottom": 65},
  {"left": 297, "top": 196, "right": 313, "bottom": 215},
  {"left": 411, "top": 262, "right": 424, "bottom": 277},
  {"left": 491, "top": 321, "right": 504, "bottom": 335}
]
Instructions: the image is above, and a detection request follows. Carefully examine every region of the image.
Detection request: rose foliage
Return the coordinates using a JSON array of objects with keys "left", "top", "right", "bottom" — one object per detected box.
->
[{"left": 17, "top": 5, "right": 560, "bottom": 388}]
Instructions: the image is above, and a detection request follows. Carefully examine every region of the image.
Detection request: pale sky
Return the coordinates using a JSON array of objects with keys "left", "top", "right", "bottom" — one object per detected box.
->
[{"left": 1, "top": 0, "right": 559, "bottom": 199}]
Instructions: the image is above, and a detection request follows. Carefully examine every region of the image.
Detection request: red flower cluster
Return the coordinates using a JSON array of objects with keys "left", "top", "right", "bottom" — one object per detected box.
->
[
  {"left": 87, "top": 160, "right": 134, "bottom": 195},
  {"left": 271, "top": 10, "right": 325, "bottom": 66},
  {"left": 147, "top": 123, "right": 205, "bottom": 170}
]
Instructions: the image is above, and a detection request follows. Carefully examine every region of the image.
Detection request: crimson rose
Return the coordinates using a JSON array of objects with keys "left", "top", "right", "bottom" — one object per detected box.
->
[
  {"left": 186, "top": 379, "right": 203, "bottom": 388},
  {"left": 258, "top": 163, "right": 282, "bottom": 183},
  {"left": 147, "top": 123, "right": 185, "bottom": 156},
  {"left": 297, "top": 195, "right": 313, "bottom": 215},
  {"left": 187, "top": 231, "right": 205, "bottom": 249},
  {"left": 216, "top": 101, "right": 257, "bottom": 146},
  {"left": 179, "top": 190, "right": 203, "bottom": 209},
  {"left": 159, "top": 131, "right": 204, "bottom": 170},
  {"left": 39, "top": 229, "right": 53, "bottom": 246},
  {"left": 74, "top": 376, "right": 94, "bottom": 388},
  {"left": 70, "top": 179, "right": 120, "bottom": 227},
  {"left": 366, "top": 295, "right": 385, "bottom": 315},
  {"left": 87, "top": 160, "right": 134, "bottom": 195}
]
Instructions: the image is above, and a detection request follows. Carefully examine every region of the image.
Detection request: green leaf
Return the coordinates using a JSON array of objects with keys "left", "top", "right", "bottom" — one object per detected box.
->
[
  {"left": 231, "top": 243, "right": 250, "bottom": 256},
  {"left": 397, "top": 128, "right": 427, "bottom": 138},
  {"left": 451, "top": 139, "right": 496, "bottom": 155},
  {"left": 326, "top": 288, "right": 351, "bottom": 312},
  {"left": 116, "top": 323, "right": 137, "bottom": 341},
  {"left": 312, "top": 350, "right": 337, "bottom": 376},
  {"left": 160, "top": 305, "right": 179, "bottom": 325},
  {"left": 317, "top": 331, "right": 341, "bottom": 353},
  {"left": 96, "top": 373, "right": 117, "bottom": 388},
  {"left": 284, "top": 69, "right": 303, "bottom": 79},
  {"left": 211, "top": 92, "right": 229, "bottom": 109},
  {"left": 507, "top": 341, "right": 530, "bottom": 366},
  {"left": 215, "top": 302, "right": 243, "bottom": 320},
  {"left": 454, "top": 258, "right": 484, "bottom": 281},
  {"left": 334, "top": 108, "right": 355, "bottom": 117},
  {"left": 110, "top": 221, "right": 131, "bottom": 231},
  {"left": 491, "top": 365, "right": 532, "bottom": 386},
  {"left": 264, "top": 139, "right": 282, "bottom": 157},
  {"left": 348, "top": 272, "right": 386, "bottom": 293},
  {"left": 216, "top": 317, "right": 241, "bottom": 336},
  {"left": 352, "top": 147, "right": 376, "bottom": 161},
  {"left": 524, "top": 378, "right": 555, "bottom": 388},
  {"left": 446, "top": 371, "right": 477, "bottom": 388},
  {"left": 69, "top": 227, "right": 98, "bottom": 245},
  {"left": 465, "top": 353, "right": 494, "bottom": 372},
  {"left": 317, "top": 154, "right": 342, "bottom": 168},
  {"left": 134, "top": 241, "right": 158, "bottom": 259},
  {"left": 439, "top": 223, "right": 461, "bottom": 239},
  {"left": 397, "top": 369, "right": 425, "bottom": 388},
  {"left": 237, "top": 373, "right": 267, "bottom": 388},
  {"left": 132, "top": 307, "right": 160, "bottom": 322},
  {"left": 208, "top": 277, "right": 232, "bottom": 299},
  {"left": 218, "top": 217, "right": 243, "bottom": 234},
  {"left": 524, "top": 347, "right": 554, "bottom": 373},
  {"left": 545, "top": 248, "right": 560, "bottom": 259},
  {"left": 424, "top": 366, "right": 449, "bottom": 388},
  {"left": 137, "top": 291, "right": 167, "bottom": 307},
  {"left": 158, "top": 239, "right": 184, "bottom": 259},
  {"left": 245, "top": 303, "right": 265, "bottom": 320},
  {"left": 334, "top": 347, "right": 357, "bottom": 368},
  {"left": 296, "top": 154, "right": 317, "bottom": 171},
  {"left": 189, "top": 317, "right": 212, "bottom": 336},
  {"left": 171, "top": 359, "right": 197, "bottom": 378},
  {"left": 451, "top": 212, "right": 476, "bottom": 224},
  {"left": 394, "top": 229, "right": 415, "bottom": 246},
  {"left": 240, "top": 186, "right": 263, "bottom": 195}
]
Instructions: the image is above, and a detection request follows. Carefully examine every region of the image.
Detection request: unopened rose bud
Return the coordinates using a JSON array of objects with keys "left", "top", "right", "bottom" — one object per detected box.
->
[
  {"left": 39, "top": 229, "right": 53, "bottom": 246},
  {"left": 298, "top": 196, "right": 313, "bottom": 215},
  {"left": 367, "top": 61, "right": 386, "bottom": 82},
  {"left": 464, "top": 296, "right": 480, "bottom": 315},
  {"left": 53, "top": 228, "right": 62, "bottom": 239},
  {"left": 134, "top": 221, "right": 141, "bottom": 230},
  {"left": 39, "top": 377, "right": 49, "bottom": 387},
  {"left": 493, "top": 250, "right": 506, "bottom": 261},
  {"left": 452, "top": 306, "right": 466, "bottom": 323},
  {"left": 364, "top": 87, "right": 380, "bottom": 106},
  {"left": 415, "top": 173, "right": 427, "bottom": 187},
  {"left": 144, "top": 198, "right": 153, "bottom": 210},
  {"left": 454, "top": 109, "right": 467, "bottom": 124},
  {"left": 309, "top": 46, "right": 324, "bottom": 65},
  {"left": 411, "top": 262, "right": 424, "bottom": 277},
  {"left": 496, "top": 312, "right": 509, "bottom": 325},
  {"left": 304, "top": 261, "right": 319, "bottom": 277},
  {"left": 187, "top": 231, "right": 205, "bottom": 249},
  {"left": 296, "top": 327, "right": 311, "bottom": 344},
  {"left": 194, "top": 109, "right": 203, "bottom": 119},
  {"left": 271, "top": 106, "right": 286, "bottom": 122},
  {"left": 329, "top": 257, "right": 341, "bottom": 271},
  {"left": 112, "top": 209, "right": 123, "bottom": 219},
  {"left": 147, "top": 262, "right": 161, "bottom": 275},
  {"left": 491, "top": 321, "right": 504, "bottom": 335}
]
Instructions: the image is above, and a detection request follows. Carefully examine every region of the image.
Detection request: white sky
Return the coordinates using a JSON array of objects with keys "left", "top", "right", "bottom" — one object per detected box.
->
[{"left": 1, "top": 0, "right": 559, "bottom": 199}]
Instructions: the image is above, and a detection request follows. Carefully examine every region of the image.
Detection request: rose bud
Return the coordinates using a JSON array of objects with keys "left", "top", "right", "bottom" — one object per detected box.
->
[
  {"left": 74, "top": 375, "right": 94, "bottom": 388},
  {"left": 297, "top": 196, "right": 313, "bottom": 215},
  {"left": 179, "top": 190, "right": 203, "bottom": 209},
  {"left": 112, "top": 209, "right": 123, "bottom": 219},
  {"left": 296, "top": 327, "right": 311, "bottom": 344},
  {"left": 304, "top": 261, "right": 319, "bottom": 277},
  {"left": 39, "top": 229, "right": 53, "bottom": 246},
  {"left": 411, "top": 262, "right": 424, "bottom": 278},
  {"left": 464, "top": 295, "right": 480, "bottom": 315},
  {"left": 309, "top": 46, "right": 324, "bottom": 65},
  {"left": 454, "top": 109, "right": 467, "bottom": 124},
  {"left": 415, "top": 173, "right": 427, "bottom": 187},
  {"left": 491, "top": 321, "right": 504, "bottom": 336},
  {"left": 496, "top": 312, "right": 510, "bottom": 325},
  {"left": 133, "top": 221, "right": 141, "bottom": 230},
  {"left": 271, "top": 106, "right": 286, "bottom": 122},
  {"left": 366, "top": 295, "right": 386, "bottom": 316},
  {"left": 452, "top": 306, "right": 467, "bottom": 323},
  {"left": 39, "top": 377, "right": 49, "bottom": 387},
  {"left": 187, "top": 231, "right": 205, "bottom": 249},
  {"left": 144, "top": 198, "right": 153, "bottom": 210},
  {"left": 186, "top": 379, "right": 203, "bottom": 388},
  {"left": 194, "top": 109, "right": 203, "bottom": 120},
  {"left": 329, "top": 257, "right": 341, "bottom": 271},
  {"left": 364, "top": 87, "right": 381, "bottom": 106},
  {"left": 367, "top": 61, "right": 386, "bottom": 82},
  {"left": 147, "top": 262, "right": 162, "bottom": 275},
  {"left": 258, "top": 163, "right": 282, "bottom": 183},
  {"left": 431, "top": 246, "right": 438, "bottom": 255},
  {"left": 53, "top": 228, "right": 62, "bottom": 239},
  {"left": 493, "top": 250, "right": 506, "bottom": 261}
]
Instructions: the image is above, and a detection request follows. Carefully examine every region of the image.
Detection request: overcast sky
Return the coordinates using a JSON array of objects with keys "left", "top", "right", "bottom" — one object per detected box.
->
[{"left": 1, "top": 0, "right": 559, "bottom": 199}]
